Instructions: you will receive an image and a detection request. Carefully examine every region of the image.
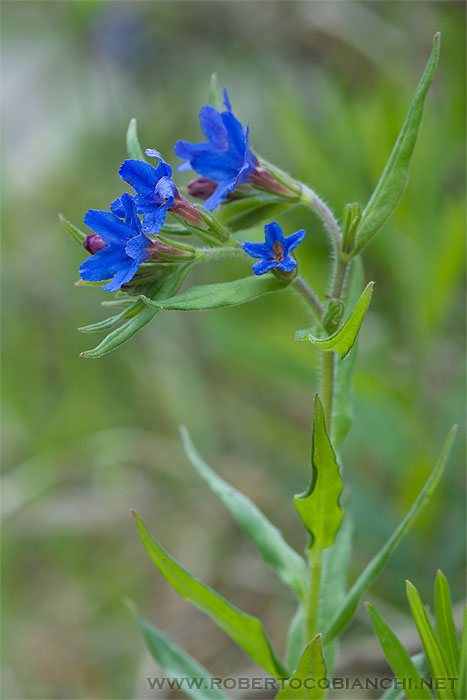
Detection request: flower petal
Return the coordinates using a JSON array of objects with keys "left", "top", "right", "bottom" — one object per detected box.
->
[
  {"left": 199, "top": 105, "right": 228, "bottom": 148},
  {"left": 264, "top": 221, "right": 285, "bottom": 249},
  {"left": 79, "top": 245, "right": 128, "bottom": 282},
  {"left": 222, "top": 111, "right": 247, "bottom": 159},
  {"left": 119, "top": 159, "right": 160, "bottom": 196},
  {"left": 283, "top": 229, "right": 306, "bottom": 255},
  {"left": 125, "top": 234, "right": 152, "bottom": 264},
  {"left": 190, "top": 150, "right": 239, "bottom": 181},
  {"left": 141, "top": 201, "right": 169, "bottom": 234},
  {"left": 252, "top": 259, "right": 278, "bottom": 275},
  {"left": 101, "top": 260, "right": 140, "bottom": 292},
  {"left": 241, "top": 241, "right": 269, "bottom": 258},
  {"left": 203, "top": 179, "right": 237, "bottom": 211},
  {"left": 154, "top": 175, "right": 178, "bottom": 202},
  {"left": 110, "top": 197, "right": 126, "bottom": 219},
  {"left": 223, "top": 88, "right": 232, "bottom": 112},
  {"left": 277, "top": 255, "right": 297, "bottom": 272},
  {"left": 84, "top": 209, "right": 133, "bottom": 245}
]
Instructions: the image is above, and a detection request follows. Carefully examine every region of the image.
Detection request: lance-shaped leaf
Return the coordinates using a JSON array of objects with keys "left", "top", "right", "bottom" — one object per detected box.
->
[
  {"left": 277, "top": 634, "right": 327, "bottom": 700},
  {"left": 380, "top": 653, "right": 428, "bottom": 700},
  {"left": 354, "top": 33, "right": 440, "bottom": 253},
  {"left": 217, "top": 196, "right": 295, "bottom": 232},
  {"left": 78, "top": 298, "right": 145, "bottom": 333},
  {"left": 366, "top": 603, "right": 433, "bottom": 700},
  {"left": 126, "top": 117, "right": 146, "bottom": 161},
  {"left": 406, "top": 581, "right": 453, "bottom": 700},
  {"left": 295, "top": 282, "right": 374, "bottom": 359},
  {"left": 142, "top": 274, "right": 287, "bottom": 312},
  {"left": 208, "top": 72, "right": 222, "bottom": 111},
  {"left": 126, "top": 601, "right": 229, "bottom": 700},
  {"left": 81, "top": 264, "right": 192, "bottom": 358},
  {"left": 180, "top": 427, "right": 307, "bottom": 603},
  {"left": 132, "top": 511, "right": 287, "bottom": 679},
  {"left": 59, "top": 214, "right": 87, "bottom": 245},
  {"left": 294, "top": 395, "right": 343, "bottom": 547},
  {"left": 457, "top": 607, "right": 467, "bottom": 700},
  {"left": 324, "top": 426, "right": 457, "bottom": 644},
  {"left": 434, "top": 570, "right": 460, "bottom": 677}
]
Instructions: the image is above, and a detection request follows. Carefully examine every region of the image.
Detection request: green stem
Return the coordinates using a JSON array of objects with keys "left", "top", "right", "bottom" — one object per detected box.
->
[
  {"left": 307, "top": 543, "right": 323, "bottom": 640},
  {"left": 293, "top": 277, "right": 324, "bottom": 322},
  {"left": 300, "top": 184, "right": 342, "bottom": 253}
]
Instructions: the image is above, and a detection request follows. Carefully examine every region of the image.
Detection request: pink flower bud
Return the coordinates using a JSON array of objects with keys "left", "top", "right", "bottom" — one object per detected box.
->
[
  {"left": 187, "top": 177, "right": 218, "bottom": 201},
  {"left": 84, "top": 234, "right": 106, "bottom": 254}
]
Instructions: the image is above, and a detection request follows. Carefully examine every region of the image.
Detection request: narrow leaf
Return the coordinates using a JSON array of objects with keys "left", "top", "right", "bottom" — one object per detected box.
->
[
  {"left": 457, "top": 606, "right": 467, "bottom": 700},
  {"left": 380, "top": 653, "right": 429, "bottom": 700},
  {"left": 126, "top": 601, "right": 229, "bottom": 700},
  {"left": 217, "top": 196, "right": 294, "bottom": 232},
  {"left": 181, "top": 427, "right": 307, "bottom": 602},
  {"left": 142, "top": 274, "right": 287, "bottom": 312},
  {"left": 366, "top": 602, "right": 432, "bottom": 700},
  {"left": 354, "top": 33, "right": 440, "bottom": 253},
  {"left": 435, "top": 570, "right": 460, "bottom": 677},
  {"left": 277, "top": 634, "right": 327, "bottom": 700},
  {"left": 285, "top": 605, "right": 306, "bottom": 672},
  {"left": 81, "top": 264, "right": 191, "bottom": 358},
  {"left": 126, "top": 117, "right": 146, "bottom": 161},
  {"left": 295, "top": 282, "right": 374, "bottom": 359},
  {"left": 132, "top": 511, "right": 287, "bottom": 678},
  {"left": 324, "top": 426, "right": 457, "bottom": 643},
  {"left": 406, "top": 581, "right": 453, "bottom": 700},
  {"left": 208, "top": 73, "right": 222, "bottom": 111},
  {"left": 294, "top": 394, "right": 343, "bottom": 548},
  {"left": 59, "top": 213, "right": 87, "bottom": 245},
  {"left": 78, "top": 299, "right": 145, "bottom": 333}
]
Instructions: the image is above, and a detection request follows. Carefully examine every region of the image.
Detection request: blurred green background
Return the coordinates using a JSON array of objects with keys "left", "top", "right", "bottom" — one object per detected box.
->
[{"left": 2, "top": 1, "right": 465, "bottom": 698}]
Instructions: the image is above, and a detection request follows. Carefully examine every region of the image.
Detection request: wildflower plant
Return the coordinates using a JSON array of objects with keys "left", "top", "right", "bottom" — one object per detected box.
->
[{"left": 62, "top": 33, "right": 465, "bottom": 698}]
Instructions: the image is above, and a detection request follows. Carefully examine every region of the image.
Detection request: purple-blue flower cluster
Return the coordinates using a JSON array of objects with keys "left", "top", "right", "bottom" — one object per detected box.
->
[{"left": 241, "top": 222, "right": 305, "bottom": 276}]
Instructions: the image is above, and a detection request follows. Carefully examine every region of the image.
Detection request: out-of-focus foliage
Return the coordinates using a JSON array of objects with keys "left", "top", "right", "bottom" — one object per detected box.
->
[{"left": 2, "top": 2, "right": 465, "bottom": 698}]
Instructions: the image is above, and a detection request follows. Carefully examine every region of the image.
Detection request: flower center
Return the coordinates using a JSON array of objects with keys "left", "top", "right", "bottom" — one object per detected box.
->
[{"left": 272, "top": 240, "right": 284, "bottom": 262}]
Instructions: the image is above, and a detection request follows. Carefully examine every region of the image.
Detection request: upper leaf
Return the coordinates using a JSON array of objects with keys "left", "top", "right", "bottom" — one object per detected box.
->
[
  {"left": 434, "top": 570, "right": 460, "bottom": 678},
  {"left": 142, "top": 274, "right": 287, "bottom": 312},
  {"left": 277, "top": 634, "right": 327, "bottom": 700},
  {"left": 354, "top": 33, "right": 440, "bottom": 253},
  {"left": 132, "top": 511, "right": 287, "bottom": 679},
  {"left": 296, "top": 282, "right": 374, "bottom": 359},
  {"left": 126, "top": 117, "right": 146, "bottom": 161},
  {"left": 180, "top": 427, "right": 307, "bottom": 603},
  {"left": 127, "top": 601, "right": 229, "bottom": 700},
  {"left": 59, "top": 214, "right": 87, "bottom": 245},
  {"left": 294, "top": 394, "right": 343, "bottom": 548}
]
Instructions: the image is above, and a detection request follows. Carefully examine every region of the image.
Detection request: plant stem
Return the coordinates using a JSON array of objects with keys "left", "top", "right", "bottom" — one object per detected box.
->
[
  {"left": 307, "top": 543, "right": 323, "bottom": 640},
  {"left": 293, "top": 277, "right": 324, "bottom": 322},
  {"left": 300, "top": 184, "right": 342, "bottom": 253}
]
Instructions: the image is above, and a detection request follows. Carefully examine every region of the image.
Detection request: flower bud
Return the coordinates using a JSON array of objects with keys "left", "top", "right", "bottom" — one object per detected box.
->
[
  {"left": 148, "top": 238, "right": 196, "bottom": 261},
  {"left": 170, "top": 194, "right": 208, "bottom": 229},
  {"left": 342, "top": 202, "right": 362, "bottom": 254},
  {"left": 249, "top": 166, "right": 297, "bottom": 198},
  {"left": 188, "top": 177, "right": 218, "bottom": 201},
  {"left": 84, "top": 234, "right": 106, "bottom": 254}
]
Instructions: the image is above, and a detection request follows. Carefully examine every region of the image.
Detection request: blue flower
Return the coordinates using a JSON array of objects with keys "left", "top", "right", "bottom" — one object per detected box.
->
[
  {"left": 174, "top": 89, "right": 258, "bottom": 211},
  {"left": 241, "top": 222, "right": 306, "bottom": 276},
  {"left": 119, "top": 150, "right": 179, "bottom": 235},
  {"left": 80, "top": 193, "right": 154, "bottom": 292}
]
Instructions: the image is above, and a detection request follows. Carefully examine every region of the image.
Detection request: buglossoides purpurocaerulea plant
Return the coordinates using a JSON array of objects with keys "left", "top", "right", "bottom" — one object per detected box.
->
[{"left": 62, "top": 33, "right": 466, "bottom": 699}]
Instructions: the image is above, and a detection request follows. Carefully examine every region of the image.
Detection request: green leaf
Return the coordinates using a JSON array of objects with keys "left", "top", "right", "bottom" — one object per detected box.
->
[
  {"left": 285, "top": 605, "right": 306, "bottom": 672},
  {"left": 294, "top": 394, "right": 343, "bottom": 548},
  {"left": 295, "top": 281, "right": 374, "bottom": 359},
  {"left": 126, "top": 601, "right": 229, "bottom": 700},
  {"left": 180, "top": 427, "right": 307, "bottom": 603},
  {"left": 132, "top": 511, "right": 287, "bottom": 678},
  {"left": 217, "top": 196, "right": 295, "bottom": 232},
  {"left": 277, "top": 634, "right": 327, "bottom": 700},
  {"left": 324, "top": 425, "right": 457, "bottom": 644},
  {"left": 380, "top": 653, "right": 429, "bottom": 700},
  {"left": 406, "top": 581, "right": 453, "bottom": 700},
  {"left": 366, "top": 602, "right": 433, "bottom": 700},
  {"left": 208, "top": 73, "right": 222, "bottom": 111},
  {"left": 59, "top": 213, "right": 87, "bottom": 245},
  {"left": 457, "top": 606, "right": 467, "bottom": 700},
  {"left": 78, "top": 299, "right": 145, "bottom": 333},
  {"left": 354, "top": 33, "right": 440, "bottom": 253},
  {"left": 435, "top": 570, "right": 460, "bottom": 677},
  {"left": 126, "top": 117, "right": 146, "bottom": 161},
  {"left": 142, "top": 274, "right": 287, "bottom": 312},
  {"left": 81, "top": 264, "right": 191, "bottom": 358}
]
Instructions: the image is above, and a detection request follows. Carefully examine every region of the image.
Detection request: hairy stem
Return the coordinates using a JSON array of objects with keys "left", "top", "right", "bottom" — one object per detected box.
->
[
  {"left": 300, "top": 184, "right": 342, "bottom": 253},
  {"left": 307, "top": 543, "right": 323, "bottom": 640},
  {"left": 293, "top": 277, "right": 324, "bottom": 322}
]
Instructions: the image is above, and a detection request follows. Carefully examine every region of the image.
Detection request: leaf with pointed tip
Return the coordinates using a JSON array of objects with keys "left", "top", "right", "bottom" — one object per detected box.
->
[
  {"left": 324, "top": 426, "right": 457, "bottom": 644},
  {"left": 354, "top": 34, "right": 440, "bottom": 253},
  {"left": 59, "top": 214, "right": 87, "bottom": 245},
  {"left": 126, "top": 117, "right": 146, "bottom": 161},
  {"left": 406, "top": 581, "right": 452, "bottom": 700},
  {"left": 208, "top": 73, "right": 222, "bottom": 111},
  {"left": 126, "top": 601, "right": 229, "bottom": 700},
  {"left": 180, "top": 427, "right": 307, "bottom": 603},
  {"left": 79, "top": 299, "right": 145, "bottom": 333},
  {"left": 277, "top": 635, "right": 327, "bottom": 700},
  {"left": 435, "top": 570, "right": 460, "bottom": 677},
  {"left": 294, "top": 395, "right": 343, "bottom": 548},
  {"left": 217, "top": 196, "right": 294, "bottom": 232},
  {"left": 132, "top": 511, "right": 287, "bottom": 678},
  {"left": 81, "top": 264, "right": 192, "bottom": 358},
  {"left": 295, "top": 282, "right": 374, "bottom": 359},
  {"left": 366, "top": 603, "right": 433, "bottom": 700},
  {"left": 142, "top": 274, "right": 287, "bottom": 312}
]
